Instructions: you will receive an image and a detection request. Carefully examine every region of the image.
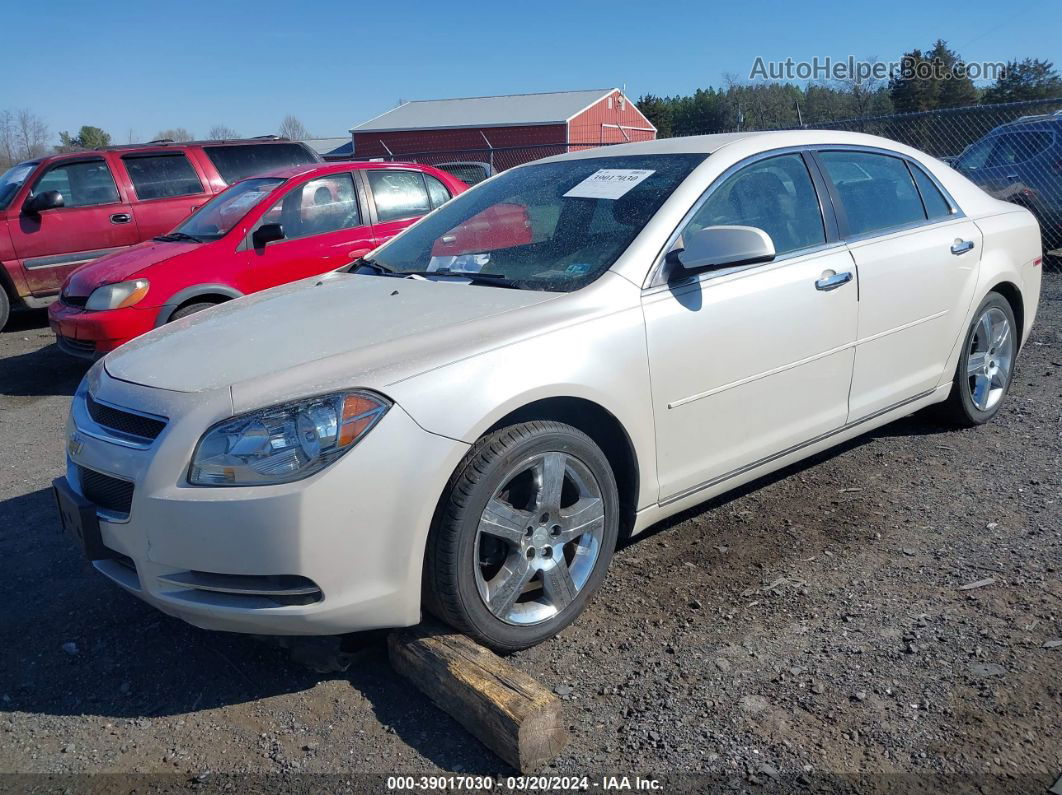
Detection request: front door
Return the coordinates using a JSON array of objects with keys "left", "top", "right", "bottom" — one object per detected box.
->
[
  {"left": 241, "top": 171, "right": 376, "bottom": 292},
  {"left": 9, "top": 157, "right": 140, "bottom": 295},
  {"left": 643, "top": 152, "right": 858, "bottom": 502}
]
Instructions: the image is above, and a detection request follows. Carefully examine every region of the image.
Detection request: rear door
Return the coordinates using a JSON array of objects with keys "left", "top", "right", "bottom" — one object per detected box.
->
[
  {"left": 7, "top": 156, "right": 140, "bottom": 295},
  {"left": 239, "top": 170, "right": 375, "bottom": 292},
  {"left": 362, "top": 168, "right": 451, "bottom": 245},
  {"left": 815, "top": 148, "right": 983, "bottom": 419},
  {"left": 115, "top": 150, "right": 212, "bottom": 239}
]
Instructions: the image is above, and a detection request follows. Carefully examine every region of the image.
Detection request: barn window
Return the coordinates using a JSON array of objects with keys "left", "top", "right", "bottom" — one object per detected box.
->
[
  {"left": 607, "top": 97, "right": 613, "bottom": 109},
  {"left": 619, "top": 96, "right": 626, "bottom": 111}
]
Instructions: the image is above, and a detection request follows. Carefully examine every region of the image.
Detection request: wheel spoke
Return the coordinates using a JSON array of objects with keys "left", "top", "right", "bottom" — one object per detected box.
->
[
  {"left": 541, "top": 558, "right": 578, "bottom": 611},
  {"left": 557, "top": 497, "right": 604, "bottom": 543},
  {"left": 972, "top": 373, "right": 991, "bottom": 409},
  {"left": 487, "top": 556, "right": 535, "bottom": 618},
  {"left": 535, "top": 453, "right": 567, "bottom": 514},
  {"left": 991, "top": 319, "right": 1010, "bottom": 350},
  {"left": 977, "top": 313, "right": 992, "bottom": 349},
  {"left": 480, "top": 499, "right": 531, "bottom": 545},
  {"left": 967, "top": 351, "right": 987, "bottom": 375}
]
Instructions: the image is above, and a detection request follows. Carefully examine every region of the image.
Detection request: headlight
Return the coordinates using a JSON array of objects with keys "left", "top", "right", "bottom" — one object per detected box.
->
[
  {"left": 85, "top": 279, "right": 150, "bottom": 311},
  {"left": 188, "top": 391, "right": 389, "bottom": 486}
]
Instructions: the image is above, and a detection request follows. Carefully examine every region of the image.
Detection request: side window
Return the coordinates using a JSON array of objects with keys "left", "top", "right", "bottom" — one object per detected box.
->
[
  {"left": 367, "top": 170, "right": 431, "bottom": 222},
  {"left": 819, "top": 151, "right": 926, "bottom": 236},
  {"left": 253, "top": 173, "right": 361, "bottom": 242},
  {"left": 424, "top": 174, "right": 452, "bottom": 209},
  {"left": 123, "top": 153, "right": 204, "bottom": 200},
  {"left": 32, "top": 160, "right": 119, "bottom": 208},
  {"left": 990, "top": 132, "right": 1053, "bottom": 166},
  {"left": 910, "top": 165, "right": 953, "bottom": 220},
  {"left": 683, "top": 153, "right": 825, "bottom": 256},
  {"left": 955, "top": 137, "right": 996, "bottom": 172},
  {"left": 204, "top": 143, "right": 318, "bottom": 184}
]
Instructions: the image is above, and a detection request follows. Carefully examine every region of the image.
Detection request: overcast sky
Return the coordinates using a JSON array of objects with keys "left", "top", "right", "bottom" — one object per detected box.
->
[{"left": 7, "top": 0, "right": 1061, "bottom": 143}]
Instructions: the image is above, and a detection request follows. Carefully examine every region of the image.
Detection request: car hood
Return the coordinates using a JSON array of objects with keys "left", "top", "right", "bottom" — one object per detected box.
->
[
  {"left": 103, "top": 271, "right": 562, "bottom": 397},
  {"left": 64, "top": 240, "right": 201, "bottom": 295}
]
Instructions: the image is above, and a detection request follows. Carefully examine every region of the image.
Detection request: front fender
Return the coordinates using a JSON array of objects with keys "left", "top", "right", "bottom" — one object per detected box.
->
[{"left": 388, "top": 301, "right": 659, "bottom": 511}]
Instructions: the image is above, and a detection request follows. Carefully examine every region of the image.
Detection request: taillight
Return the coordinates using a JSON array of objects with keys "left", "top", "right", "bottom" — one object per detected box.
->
[{"left": 1033, "top": 256, "right": 1042, "bottom": 267}]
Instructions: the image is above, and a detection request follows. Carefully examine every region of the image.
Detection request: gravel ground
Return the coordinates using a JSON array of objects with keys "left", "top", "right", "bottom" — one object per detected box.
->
[{"left": 0, "top": 274, "right": 1059, "bottom": 793}]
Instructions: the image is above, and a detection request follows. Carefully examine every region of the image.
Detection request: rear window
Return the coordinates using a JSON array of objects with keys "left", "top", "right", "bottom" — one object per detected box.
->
[
  {"left": 123, "top": 153, "right": 204, "bottom": 200},
  {"left": 437, "top": 163, "right": 491, "bottom": 185},
  {"left": 203, "top": 143, "right": 318, "bottom": 184}
]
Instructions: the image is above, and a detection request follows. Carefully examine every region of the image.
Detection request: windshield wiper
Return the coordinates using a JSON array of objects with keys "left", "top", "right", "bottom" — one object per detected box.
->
[
  {"left": 154, "top": 231, "right": 203, "bottom": 243},
  {"left": 346, "top": 257, "right": 396, "bottom": 275},
  {"left": 401, "top": 269, "right": 520, "bottom": 288}
]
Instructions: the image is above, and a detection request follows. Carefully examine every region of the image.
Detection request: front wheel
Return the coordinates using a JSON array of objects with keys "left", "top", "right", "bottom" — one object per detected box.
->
[
  {"left": 940, "top": 292, "right": 1018, "bottom": 427},
  {"left": 424, "top": 421, "right": 619, "bottom": 652}
]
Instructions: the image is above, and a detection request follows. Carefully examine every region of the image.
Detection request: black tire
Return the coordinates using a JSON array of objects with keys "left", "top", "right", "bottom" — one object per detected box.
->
[
  {"left": 424, "top": 421, "right": 620, "bottom": 652},
  {"left": 939, "top": 292, "right": 1018, "bottom": 427},
  {"left": 0, "top": 288, "right": 9, "bottom": 333},
  {"left": 169, "top": 301, "right": 218, "bottom": 322}
]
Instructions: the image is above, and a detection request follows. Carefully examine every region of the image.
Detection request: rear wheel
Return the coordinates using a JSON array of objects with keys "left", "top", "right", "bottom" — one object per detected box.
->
[
  {"left": 940, "top": 292, "right": 1017, "bottom": 427},
  {"left": 169, "top": 301, "right": 218, "bottom": 322},
  {"left": 424, "top": 421, "right": 619, "bottom": 652},
  {"left": 0, "top": 288, "right": 9, "bottom": 332}
]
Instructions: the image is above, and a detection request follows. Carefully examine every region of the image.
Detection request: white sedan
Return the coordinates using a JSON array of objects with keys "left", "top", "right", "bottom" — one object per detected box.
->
[{"left": 54, "top": 131, "right": 1042, "bottom": 651}]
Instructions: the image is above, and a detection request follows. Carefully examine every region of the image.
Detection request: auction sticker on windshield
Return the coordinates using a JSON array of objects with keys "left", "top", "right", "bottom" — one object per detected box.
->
[{"left": 563, "top": 169, "right": 655, "bottom": 200}]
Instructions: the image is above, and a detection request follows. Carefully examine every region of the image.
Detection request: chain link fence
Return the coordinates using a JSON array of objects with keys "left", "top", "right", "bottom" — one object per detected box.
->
[
  {"left": 357, "top": 98, "right": 1062, "bottom": 255},
  {"left": 814, "top": 98, "right": 1062, "bottom": 254}
]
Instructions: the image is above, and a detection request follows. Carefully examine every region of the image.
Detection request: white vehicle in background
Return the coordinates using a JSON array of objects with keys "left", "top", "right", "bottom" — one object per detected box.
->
[{"left": 54, "top": 131, "right": 1042, "bottom": 652}]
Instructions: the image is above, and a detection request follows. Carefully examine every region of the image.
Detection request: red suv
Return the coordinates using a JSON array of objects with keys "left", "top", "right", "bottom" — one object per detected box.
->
[
  {"left": 48, "top": 162, "right": 467, "bottom": 357},
  {"left": 0, "top": 138, "right": 321, "bottom": 330}
]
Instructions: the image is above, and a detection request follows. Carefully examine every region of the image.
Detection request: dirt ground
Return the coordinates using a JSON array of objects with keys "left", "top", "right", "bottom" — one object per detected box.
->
[{"left": 0, "top": 274, "right": 1059, "bottom": 794}]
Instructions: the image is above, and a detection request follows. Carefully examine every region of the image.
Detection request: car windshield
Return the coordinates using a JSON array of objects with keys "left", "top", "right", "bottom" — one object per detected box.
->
[
  {"left": 364, "top": 154, "right": 706, "bottom": 291},
  {"left": 0, "top": 161, "right": 37, "bottom": 210},
  {"left": 166, "top": 177, "right": 285, "bottom": 242}
]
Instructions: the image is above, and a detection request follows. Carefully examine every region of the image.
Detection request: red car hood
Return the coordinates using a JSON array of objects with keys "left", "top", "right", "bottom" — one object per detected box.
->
[{"left": 64, "top": 240, "right": 201, "bottom": 296}]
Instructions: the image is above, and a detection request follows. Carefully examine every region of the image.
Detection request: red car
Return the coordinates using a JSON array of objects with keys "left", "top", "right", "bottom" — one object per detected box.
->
[
  {"left": 0, "top": 137, "right": 321, "bottom": 330},
  {"left": 49, "top": 162, "right": 466, "bottom": 357}
]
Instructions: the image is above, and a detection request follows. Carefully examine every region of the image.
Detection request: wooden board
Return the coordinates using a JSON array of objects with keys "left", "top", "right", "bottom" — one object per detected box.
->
[{"left": 388, "top": 624, "right": 567, "bottom": 772}]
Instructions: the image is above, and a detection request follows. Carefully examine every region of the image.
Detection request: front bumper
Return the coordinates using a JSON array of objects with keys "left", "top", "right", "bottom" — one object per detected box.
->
[
  {"left": 48, "top": 302, "right": 159, "bottom": 358},
  {"left": 62, "top": 367, "right": 468, "bottom": 635}
]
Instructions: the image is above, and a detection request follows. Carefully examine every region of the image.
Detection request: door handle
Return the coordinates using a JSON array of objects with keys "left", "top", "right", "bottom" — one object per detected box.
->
[
  {"left": 951, "top": 239, "right": 975, "bottom": 255},
  {"left": 815, "top": 271, "right": 853, "bottom": 291},
  {"left": 1005, "top": 174, "right": 1019, "bottom": 181},
  {"left": 110, "top": 213, "right": 132, "bottom": 224}
]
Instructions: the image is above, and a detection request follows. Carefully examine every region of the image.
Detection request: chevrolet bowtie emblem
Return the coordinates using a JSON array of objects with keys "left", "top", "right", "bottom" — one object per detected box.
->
[{"left": 67, "top": 432, "right": 83, "bottom": 457}]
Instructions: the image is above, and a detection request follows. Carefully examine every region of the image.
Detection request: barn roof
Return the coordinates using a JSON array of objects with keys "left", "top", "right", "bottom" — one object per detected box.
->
[{"left": 350, "top": 89, "right": 620, "bottom": 133}]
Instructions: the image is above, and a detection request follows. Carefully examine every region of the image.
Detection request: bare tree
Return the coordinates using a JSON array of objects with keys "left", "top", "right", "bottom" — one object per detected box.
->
[
  {"left": 836, "top": 56, "right": 886, "bottom": 119},
  {"left": 278, "top": 115, "right": 311, "bottom": 140},
  {"left": 207, "top": 124, "right": 240, "bottom": 140},
  {"left": 0, "top": 108, "right": 50, "bottom": 168},
  {"left": 153, "top": 128, "right": 194, "bottom": 142}
]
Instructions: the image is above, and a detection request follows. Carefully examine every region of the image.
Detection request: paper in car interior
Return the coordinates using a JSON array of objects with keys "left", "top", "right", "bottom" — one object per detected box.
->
[{"left": 563, "top": 169, "right": 655, "bottom": 200}]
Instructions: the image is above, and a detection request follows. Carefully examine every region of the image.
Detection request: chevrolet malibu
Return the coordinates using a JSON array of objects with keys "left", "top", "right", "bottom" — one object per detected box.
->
[{"left": 54, "top": 131, "right": 1042, "bottom": 652}]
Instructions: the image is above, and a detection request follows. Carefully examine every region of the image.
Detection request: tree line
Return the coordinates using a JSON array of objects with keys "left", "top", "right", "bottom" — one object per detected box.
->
[
  {"left": 0, "top": 114, "right": 313, "bottom": 170},
  {"left": 636, "top": 42, "right": 1062, "bottom": 138}
]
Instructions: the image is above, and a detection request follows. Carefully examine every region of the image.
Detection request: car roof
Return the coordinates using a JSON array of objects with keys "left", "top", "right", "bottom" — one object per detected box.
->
[
  {"left": 259, "top": 160, "right": 444, "bottom": 180},
  {"left": 535, "top": 129, "right": 952, "bottom": 164}
]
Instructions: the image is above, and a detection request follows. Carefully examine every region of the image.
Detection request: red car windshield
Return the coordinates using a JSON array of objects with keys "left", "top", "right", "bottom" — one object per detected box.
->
[{"left": 166, "top": 177, "right": 285, "bottom": 242}]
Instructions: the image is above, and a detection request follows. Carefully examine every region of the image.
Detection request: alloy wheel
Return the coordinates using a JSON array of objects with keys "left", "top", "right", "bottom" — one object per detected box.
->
[
  {"left": 967, "top": 306, "right": 1015, "bottom": 412},
  {"left": 473, "top": 451, "right": 605, "bottom": 626}
]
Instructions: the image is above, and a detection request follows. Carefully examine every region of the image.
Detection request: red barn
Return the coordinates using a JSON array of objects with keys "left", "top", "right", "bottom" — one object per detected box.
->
[{"left": 349, "top": 88, "right": 655, "bottom": 170}]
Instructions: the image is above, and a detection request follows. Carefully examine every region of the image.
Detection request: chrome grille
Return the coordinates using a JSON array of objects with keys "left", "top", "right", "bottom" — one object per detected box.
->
[{"left": 86, "top": 394, "right": 166, "bottom": 441}]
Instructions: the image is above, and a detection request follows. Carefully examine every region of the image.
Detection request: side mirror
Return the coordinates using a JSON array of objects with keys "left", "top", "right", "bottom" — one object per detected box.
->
[
  {"left": 667, "top": 225, "right": 775, "bottom": 278},
  {"left": 22, "top": 190, "right": 65, "bottom": 216},
  {"left": 252, "top": 222, "right": 285, "bottom": 249}
]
